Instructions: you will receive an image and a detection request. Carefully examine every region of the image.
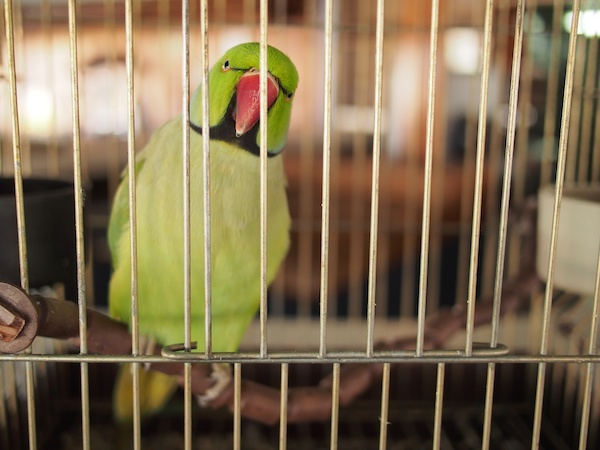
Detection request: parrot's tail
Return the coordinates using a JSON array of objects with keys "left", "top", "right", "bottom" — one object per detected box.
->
[{"left": 113, "top": 363, "right": 179, "bottom": 422}]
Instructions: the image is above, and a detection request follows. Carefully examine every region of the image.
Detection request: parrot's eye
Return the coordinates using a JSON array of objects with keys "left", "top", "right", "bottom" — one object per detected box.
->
[
  {"left": 286, "top": 92, "right": 294, "bottom": 102},
  {"left": 222, "top": 60, "right": 230, "bottom": 72}
]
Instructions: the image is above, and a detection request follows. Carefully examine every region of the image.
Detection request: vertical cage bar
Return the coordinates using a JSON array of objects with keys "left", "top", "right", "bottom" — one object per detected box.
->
[
  {"left": 464, "top": 0, "right": 494, "bottom": 356},
  {"left": 279, "top": 363, "right": 289, "bottom": 450},
  {"left": 532, "top": 1, "right": 581, "bottom": 447},
  {"left": 329, "top": 363, "right": 340, "bottom": 450},
  {"left": 124, "top": 0, "right": 141, "bottom": 447},
  {"left": 378, "top": 363, "right": 391, "bottom": 450},
  {"left": 181, "top": 0, "right": 191, "bottom": 354},
  {"left": 181, "top": 0, "right": 193, "bottom": 447},
  {"left": 512, "top": 0, "right": 537, "bottom": 207},
  {"left": 415, "top": 0, "right": 439, "bottom": 356},
  {"left": 319, "top": 0, "right": 334, "bottom": 357},
  {"left": 67, "top": 0, "right": 90, "bottom": 448},
  {"left": 200, "top": 0, "right": 211, "bottom": 359},
  {"left": 432, "top": 363, "right": 445, "bottom": 450},
  {"left": 491, "top": 0, "right": 525, "bottom": 355},
  {"left": 454, "top": 0, "right": 483, "bottom": 312},
  {"left": 3, "top": 1, "right": 36, "bottom": 448},
  {"left": 485, "top": 0, "right": 525, "bottom": 417},
  {"left": 506, "top": 0, "right": 536, "bottom": 283},
  {"left": 474, "top": 0, "right": 500, "bottom": 438},
  {"left": 233, "top": 363, "right": 242, "bottom": 450},
  {"left": 366, "top": 0, "right": 385, "bottom": 357},
  {"left": 578, "top": 246, "right": 600, "bottom": 449},
  {"left": 481, "top": 0, "right": 509, "bottom": 296},
  {"left": 259, "top": 0, "right": 269, "bottom": 358},
  {"left": 481, "top": 363, "right": 497, "bottom": 450},
  {"left": 3, "top": 0, "right": 28, "bottom": 293},
  {"left": 428, "top": 0, "right": 453, "bottom": 318}
]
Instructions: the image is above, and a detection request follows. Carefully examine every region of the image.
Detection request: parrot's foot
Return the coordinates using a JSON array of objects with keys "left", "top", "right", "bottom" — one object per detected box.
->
[
  {"left": 139, "top": 336, "right": 157, "bottom": 372},
  {"left": 196, "top": 363, "right": 232, "bottom": 407}
]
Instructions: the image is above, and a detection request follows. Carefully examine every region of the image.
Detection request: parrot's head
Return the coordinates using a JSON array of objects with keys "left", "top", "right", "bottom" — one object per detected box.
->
[{"left": 190, "top": 42, "right": 299, "bottom": 156}]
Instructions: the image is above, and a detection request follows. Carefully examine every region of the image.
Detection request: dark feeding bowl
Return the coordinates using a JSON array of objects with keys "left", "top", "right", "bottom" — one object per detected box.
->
[{"left": 0, "top": 178, "right": 79, "bottom": 300}]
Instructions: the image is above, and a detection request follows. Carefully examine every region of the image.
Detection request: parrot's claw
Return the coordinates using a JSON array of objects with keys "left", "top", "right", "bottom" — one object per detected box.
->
[
  {"left": 196, "top": 363, "right": 232, "bottom": 407},
  {"left": 139, "top": 336, "right": 157, "bottom": 372}
]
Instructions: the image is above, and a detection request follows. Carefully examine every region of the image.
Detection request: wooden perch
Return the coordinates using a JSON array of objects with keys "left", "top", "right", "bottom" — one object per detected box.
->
[{"left": 0, "top": 267, "right": 539, "bottom": 424}]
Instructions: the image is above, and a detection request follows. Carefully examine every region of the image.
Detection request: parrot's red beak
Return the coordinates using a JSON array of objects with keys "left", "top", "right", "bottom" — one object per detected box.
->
[{"left": 234, "top": 69, "right": 279, "bottom": 137}]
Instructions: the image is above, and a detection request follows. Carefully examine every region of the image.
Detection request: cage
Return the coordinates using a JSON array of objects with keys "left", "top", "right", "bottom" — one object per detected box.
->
[{"left": 1, "top": 0, "right": 600, "bottom": 449}]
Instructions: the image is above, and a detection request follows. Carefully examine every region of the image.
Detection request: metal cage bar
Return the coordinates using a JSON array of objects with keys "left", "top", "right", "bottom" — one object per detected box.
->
[
  {"left": 432, "top": 363, "right": 445, "bottom": 450},
  {"left": 454, "top": 0, "right": 483, "bottom": 323},
  {"left": 66, "top": 1, "right": 90, "bottom": 449},
  {"left": 123, "top": 0, "right": 142, "bottom": 447},
  {"left": 366, "top": 0, "right": 385, "bottom": 357},
  {"left": 477, "top": 2, "right": 497, "bottom": 446},
  {"left": 329, "top": 363, "right": 341, "bottom": 450},
  {"left": 533, "top": 1, "right": 582, "bottom": 447},
  {"left": 3, "top": 1, "right": 37, "bottom": 449},
  {"left": 3, "top": 0, "right": 28, "bottom": 294},
  {"left": 233, "top": 362, "right": 242, "bottom": 450},
  {"left": 378, "top": 362, "right": 391, "bottom": 450},
  {"left": 180, "top": 0, "right": 194, "bottom": 447},
  {"left": 259, "top": 0, "right": 269, "bottom": 358},
  {"left": 481, "top": 0, "right": 510, "bottom": 298},
  {"left": 464, "top": 0, "right": 495, "bottom": 357},
  {"left": 319, "top": 0, "right": 334, "bottom": 358},
  {"left": 416, "top": 0, "right": 440, "bottom": 357},
  {"left": 279, "top": 363, "right": 289, "bottom": 450}
]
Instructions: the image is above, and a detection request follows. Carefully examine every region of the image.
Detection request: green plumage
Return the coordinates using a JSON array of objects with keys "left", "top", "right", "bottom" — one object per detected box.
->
[{"left": 107, "top": 43, "right": 298, "bottom": 420}]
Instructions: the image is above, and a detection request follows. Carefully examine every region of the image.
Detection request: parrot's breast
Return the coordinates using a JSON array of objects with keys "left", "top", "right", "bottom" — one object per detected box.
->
[{"left": 108, "top": 117, "right": 291, "bottom": 352}]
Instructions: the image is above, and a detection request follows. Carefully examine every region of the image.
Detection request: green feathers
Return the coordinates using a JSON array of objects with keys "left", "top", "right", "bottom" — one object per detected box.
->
[{"left": 107, "top": 43, "right": 298, "bottom": 421}]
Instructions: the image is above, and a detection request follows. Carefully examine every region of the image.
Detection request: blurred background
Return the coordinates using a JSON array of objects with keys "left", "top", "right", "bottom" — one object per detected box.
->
[
  {"left": 1, "top": 0, "right": 576, "bottom": 314},
  {"left": 1, "top": 0, "right": 600, "bottom": 448}
]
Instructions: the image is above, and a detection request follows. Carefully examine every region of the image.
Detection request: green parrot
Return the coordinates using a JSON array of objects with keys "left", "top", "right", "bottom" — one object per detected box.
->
[{"left": 107, "top": 42, "right": 299, "bottom": 421}]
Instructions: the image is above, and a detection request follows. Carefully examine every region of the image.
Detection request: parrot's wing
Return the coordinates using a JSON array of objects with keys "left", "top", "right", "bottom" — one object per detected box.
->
[
  {"left": 107, "top": 154, "right": 181, "bottom": 422},
  {"left": 107, "top": 156, "right": 146, "bottom": 267}
]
